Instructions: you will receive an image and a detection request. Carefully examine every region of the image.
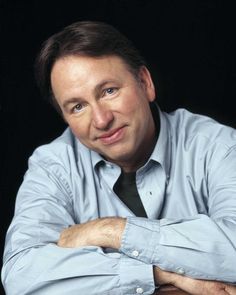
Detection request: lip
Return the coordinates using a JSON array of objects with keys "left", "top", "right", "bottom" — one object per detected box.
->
[{"left": 97, "top": 126, "right": 126, "bottom": 145}]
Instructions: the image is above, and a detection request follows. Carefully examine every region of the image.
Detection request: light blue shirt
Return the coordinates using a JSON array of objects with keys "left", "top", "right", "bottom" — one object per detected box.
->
[{"left": 2, "top": 108, "right": 236, "bottom": 295}]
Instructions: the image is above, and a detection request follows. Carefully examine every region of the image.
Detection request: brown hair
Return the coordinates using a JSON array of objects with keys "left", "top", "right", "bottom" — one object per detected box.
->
[{"left": 35, "top": 21, "right": 146, "bottom": 112}]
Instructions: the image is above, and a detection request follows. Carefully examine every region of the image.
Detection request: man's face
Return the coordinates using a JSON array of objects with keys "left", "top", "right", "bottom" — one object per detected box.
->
[{"left": 51, "top": 55, "right": 156, "bottom": 171}]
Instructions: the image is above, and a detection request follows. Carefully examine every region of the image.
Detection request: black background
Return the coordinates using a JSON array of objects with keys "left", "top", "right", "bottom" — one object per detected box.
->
[{"left": 1, "top": 0, "right": 236, "bottom": 293}]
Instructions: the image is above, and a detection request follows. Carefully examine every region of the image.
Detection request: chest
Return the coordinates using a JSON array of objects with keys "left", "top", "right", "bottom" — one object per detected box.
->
[{"left": 71, "top": 161, "right": 209, "bottom": 223}]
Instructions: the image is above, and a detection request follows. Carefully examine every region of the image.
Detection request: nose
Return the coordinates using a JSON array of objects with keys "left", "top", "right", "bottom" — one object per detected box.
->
[{"left": 91, "top": 103, "right": 114, "bottom": 130}]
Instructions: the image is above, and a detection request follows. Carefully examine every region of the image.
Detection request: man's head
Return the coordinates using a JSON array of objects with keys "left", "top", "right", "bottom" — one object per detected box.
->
[
  {"left": 35, "top": 21, "right": 147, "bottom": 112},
  {"left": 36, "top": 21, "right": 157, "bottom": 171}
]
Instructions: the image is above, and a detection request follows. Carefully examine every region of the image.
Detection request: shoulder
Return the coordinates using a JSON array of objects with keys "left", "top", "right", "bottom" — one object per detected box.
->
[
  {"left": 29, "top": 128, "right": 84, "bottom": 172},
  {"left": 165, "top": 108, "right": 236, "bottom": 150}
]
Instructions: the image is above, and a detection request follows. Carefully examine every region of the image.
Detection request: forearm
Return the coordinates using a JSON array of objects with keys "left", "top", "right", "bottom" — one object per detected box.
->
[
  {"left": 57, "top": 217, "right": 126, "bottom": 249},
  {"left": 154, "top": 267, "right": 236, "bottom": 295}
]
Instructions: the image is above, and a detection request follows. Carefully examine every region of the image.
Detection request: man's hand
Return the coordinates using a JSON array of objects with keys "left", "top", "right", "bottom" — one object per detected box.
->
[
  {"left": 57, "top": 217, "right": 126, "bottom": 249},
  {"left": 173, "top": 274, "right": 236, "bottom": 295},
  {"left": 58, "top": 219, "right": 236, "bottom": 295},
  {"left": 154, "top": 267, "right": 236, "bottom": 295}
]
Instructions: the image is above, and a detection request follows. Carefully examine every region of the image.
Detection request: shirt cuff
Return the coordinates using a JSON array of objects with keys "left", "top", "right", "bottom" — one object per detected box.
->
[
  {"left": 120, "top": 216, "right": 161, "bottom": 265},
  {"left": 119, "top": 253, "right": 155, "bottom": 295}
]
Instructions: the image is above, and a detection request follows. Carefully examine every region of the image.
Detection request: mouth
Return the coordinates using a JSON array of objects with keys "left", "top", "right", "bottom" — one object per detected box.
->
[{"left": 97, "top": 126, "right": 126, "bottom": 145}]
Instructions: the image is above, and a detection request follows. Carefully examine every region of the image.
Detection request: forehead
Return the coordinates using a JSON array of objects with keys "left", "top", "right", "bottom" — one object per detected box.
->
[
  {"left": 50, "top": 55, "right": 139, "bottom": 107},
  {"left": 50, "top": 55, "right": 136, "bottom": 99},
  {"left": 51, "top": 54, "right": 132, "bottom": 80}
]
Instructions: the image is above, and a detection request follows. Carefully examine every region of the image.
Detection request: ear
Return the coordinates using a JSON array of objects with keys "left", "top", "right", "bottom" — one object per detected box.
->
[{"left": 138, "top": 66, "right": 156, "bottom": 102}]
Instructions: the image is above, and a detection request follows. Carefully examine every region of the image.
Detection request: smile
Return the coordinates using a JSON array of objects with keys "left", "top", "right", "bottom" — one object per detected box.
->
[{"left": 98, "top": 126, "right": 126, "bottom": 145}]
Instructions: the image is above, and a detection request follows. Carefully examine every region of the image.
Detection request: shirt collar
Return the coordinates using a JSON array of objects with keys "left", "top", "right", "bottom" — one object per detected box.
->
[
  {"left": 73, "top": 136, "right": 104, "bottom": 168},
  {"left": 91, "top": 149, "right": 104, "bottom": 168},
  {"left": 86, "top": 103, "right": 172, "bottom": 177},
  {"left": 148, "top": 103, "right": 171, "bottom": 178}
]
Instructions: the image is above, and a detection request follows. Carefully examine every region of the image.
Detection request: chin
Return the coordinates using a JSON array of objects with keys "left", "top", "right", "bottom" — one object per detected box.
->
[
  {"left": 108, "top": 150, "right": 135, "bottom": 163},
  {"left": 96, "top": 142, "right": 135, "bottom": 162}
]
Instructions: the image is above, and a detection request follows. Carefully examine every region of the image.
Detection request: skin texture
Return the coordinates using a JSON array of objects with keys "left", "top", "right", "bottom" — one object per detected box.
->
[
  {"left": 52, "top": 55, "right": 236, "bottom": 294},
  {"left": 51, "top": 55, "right": 156, "bottom": 172},
  {"left": 57, "top": 217, "right": 126, "bottom": 249}
]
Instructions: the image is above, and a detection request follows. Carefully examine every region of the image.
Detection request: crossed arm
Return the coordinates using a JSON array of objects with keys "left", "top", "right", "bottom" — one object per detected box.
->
[
  {"left": 4, "top": 142, "right": 236, "bottom": 294},
  {"left": 57, "top": 217, "right": 236, "bottom": 295}
]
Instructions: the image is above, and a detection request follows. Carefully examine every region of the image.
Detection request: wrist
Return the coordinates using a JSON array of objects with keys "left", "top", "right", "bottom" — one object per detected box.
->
[{"left": 154, "top": 267, "right": 176, "bottom": 286}]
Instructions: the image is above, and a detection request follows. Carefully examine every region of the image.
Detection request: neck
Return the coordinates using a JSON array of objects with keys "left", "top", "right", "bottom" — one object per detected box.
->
[
  {"left": 121, "top": 133, "right": 157, "bottom": 173},
  {"left": 121, "top": 103, "right": 160, "bottom": 173}
]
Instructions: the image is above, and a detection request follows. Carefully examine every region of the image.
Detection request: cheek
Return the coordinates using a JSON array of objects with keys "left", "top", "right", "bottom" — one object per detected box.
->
[
  {"left": 67, "top": 119, "right": 90, "bottom": 140},
  {"left": 122, "top": 97, "right": 150, "bottom": 119},
  {"left": 117, "top": 92, "right": 143, "bottom": 115}
]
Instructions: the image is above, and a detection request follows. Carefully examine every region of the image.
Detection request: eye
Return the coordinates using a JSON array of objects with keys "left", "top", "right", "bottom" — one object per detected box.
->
[
  {"left": 72, "top": 103, "right": 84, "bottom": 113},
  {"left": 104, "top": 87, "right": 117, "bottom": 96}
]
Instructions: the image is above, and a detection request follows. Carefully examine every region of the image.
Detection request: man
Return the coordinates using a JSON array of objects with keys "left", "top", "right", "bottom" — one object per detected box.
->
[{"left": 2, "top": 21, "right": 236, "bottom": 295}]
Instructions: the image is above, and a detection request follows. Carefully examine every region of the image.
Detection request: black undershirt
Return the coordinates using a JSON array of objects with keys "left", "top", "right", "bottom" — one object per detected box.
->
[{"left": 114, "top": 171, "right": 147, "bottom": 217}]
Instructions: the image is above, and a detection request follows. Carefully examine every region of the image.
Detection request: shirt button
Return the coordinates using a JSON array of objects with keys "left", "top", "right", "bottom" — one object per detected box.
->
[
  {"left": 176, "top": 267, "right": 185, "bottom": 275},
  {"left": 146, "top": 191, "right": 153, "bottom": 196},
  {"left": 132, "top": 250, "right": 139, "bottom": 257},
  {"left": 136, "top": 287, "right": 144, "bottom": 294},
  {"left": 106, "top": 163, "right": 113, "bottom": 168}
]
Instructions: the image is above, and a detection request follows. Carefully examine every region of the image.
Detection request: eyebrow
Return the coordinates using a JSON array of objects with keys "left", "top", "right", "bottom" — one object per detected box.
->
[
  {"left": 62, "top": 79, "right": 118, "bottom": 110},
  {"left": 62, "top": 98, "right": 82, "bottom": 110}
]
